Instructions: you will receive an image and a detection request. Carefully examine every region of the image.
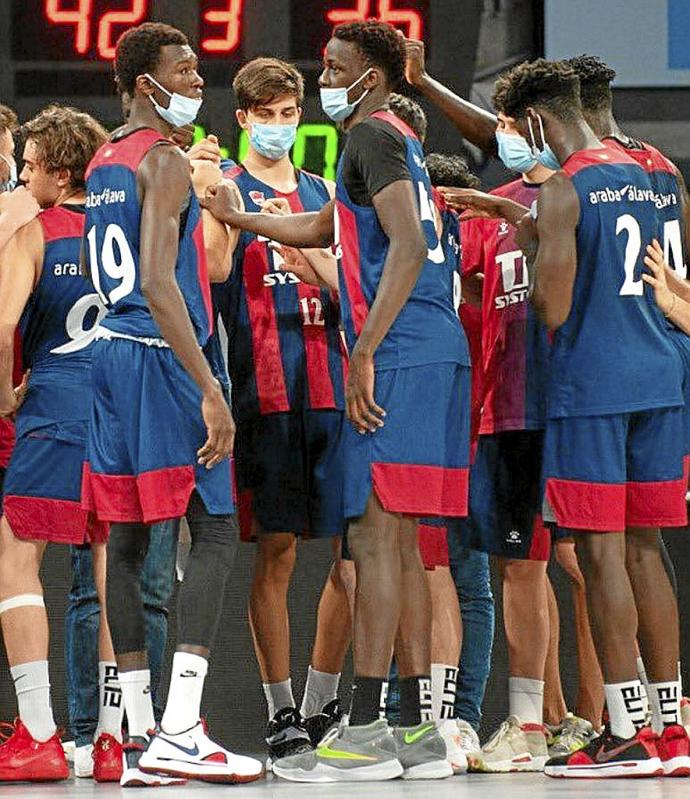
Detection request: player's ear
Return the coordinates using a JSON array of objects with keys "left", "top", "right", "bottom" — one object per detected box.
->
[
  {"left": 297, "top": 106, "right": 303, "bottom": 123},
  {"left": 55, "top": 167, "right": 71, "bottom": 189},
  {"left": 136, "top": 74, "right": 155, "bottom": 97},
  {"left": 236, "top": 108, "right": 249, "bottom": 130}
]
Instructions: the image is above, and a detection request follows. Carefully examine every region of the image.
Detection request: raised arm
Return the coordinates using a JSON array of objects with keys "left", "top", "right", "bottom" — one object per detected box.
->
[
  {"left": 404, "top": 38, "right": 498, "bottom": 156},
  {"left": 139, "top": 145, "right": 233, "bottom": 467},
  {"left": 530, "top": 174, "right": 580, "bottom": 330},
  {"left": 0, "top": 218, "right": 42, "bottom": 414},
  {"left": 201, "top": 182, "right": 334, "bottom": 248},
  {"left": 0, "top": 188, "right": 41, "bottom": 254}
]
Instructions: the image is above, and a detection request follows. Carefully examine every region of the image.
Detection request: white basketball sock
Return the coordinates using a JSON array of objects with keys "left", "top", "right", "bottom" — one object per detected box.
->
[
  {"left": 300, "top": 667, "right": 340, "bottom": 718},
  {"left": 161, "top": 652, "right": 208, "bottom": 735},
  {"left": 508, "top": 676, "right": 544, "bottom": 724},
  {"left": 605, "top": 680, "right": 646, "bottom": 739},
  {"left": 94, "top": 661, "right": 124, "bottom": 742},
  {"left": 10, "top": 660, "right": 56, "bottom": 742},
  {"left": 431, "top": 663, "right": 458, "bottom": 720},
  {"left": 119, "top": 669, "right": 155, "bottom": 739},
  {"left": 263, "top": 679, "right": 295, "bottom": 720}
]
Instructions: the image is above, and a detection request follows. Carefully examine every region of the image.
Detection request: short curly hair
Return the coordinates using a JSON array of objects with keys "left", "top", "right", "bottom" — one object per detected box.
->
[
  {"left": 114, "top": 22, "right": 189, "bottom": 96},
  {"left": 426, "top": 153, "right": 480, "bottom": 190},
  {"left": 566, "top": 54, "right": 616, "bottom": 113},
  {"left": 0, "top": 105, "right": 18, "bottom": 135},
  {"left": 23, "top": 105, "right": 108, "bottom": 190},
  {"left": 389, "top": 93, "right": 427, "bottom": 141},
  {"left": 233, "top": 57, "right": 304, "bottom": 111},
  {"left": 333, "top": 21, "right": 405, "bottom": 91},
  {"left": 492, "top": 58, "right": 581, "bottom": 121}
]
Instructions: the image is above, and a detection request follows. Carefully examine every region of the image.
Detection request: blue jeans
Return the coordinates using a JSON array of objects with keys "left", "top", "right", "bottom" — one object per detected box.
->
[
  {"left": 448, "top": 526, "right": 495, "bottom": 732},
  {"left": 65, "top": 520, "right": 179, "bottom": 746}
]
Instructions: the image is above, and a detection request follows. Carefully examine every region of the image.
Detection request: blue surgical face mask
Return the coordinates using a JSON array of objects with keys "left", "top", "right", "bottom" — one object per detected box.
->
[
  {"left": 0, "top": 154, "right": 17, "bottom": 192},
  {"left": 250, "top": 122, "right": 297, "bottom": 160},
  {"left": 527, "top": 114, "right": 561, "bottom": 171},
  {"left": 495, "top": 130, "right": 537, "bottom": 174},
  {"left": 320, "top": 68, "right": 373, "bottom": 123},
  {"left": 145, "top": 73, "right": 203, "bottom": 128}
]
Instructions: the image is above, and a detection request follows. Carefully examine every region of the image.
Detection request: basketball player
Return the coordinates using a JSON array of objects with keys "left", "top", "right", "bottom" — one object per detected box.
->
[
  {"left": 203, "top": 20, "right": 470, "bottom": 782},
  {"left": 0, "top": 105, "right": 112, "bottom": 783},
  {"left": 497, "top": 58, "right": 687, "bottom": 778},
  {"left": 210, "top": 57, "right": 351, "bottom": 765},
  {"left": 81, "top": 22, "right": 262, "bottom": 786}
]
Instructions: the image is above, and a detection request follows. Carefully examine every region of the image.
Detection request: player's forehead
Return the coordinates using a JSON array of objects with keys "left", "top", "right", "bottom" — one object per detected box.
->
[
  {"left": 324, "top": 38, "right": 366, "bottom": 71},
  {"left": 497, "top": 112, "right": 521, "bottom": 134},
  {"left": 22, "top": 137, "right": 39, "bottom": 162},
  {"left": 251, "top": 94, "right": 300, "bottom": 113},
  {"left": 155, "top": 44, "right": 198, "bottom": 73}
]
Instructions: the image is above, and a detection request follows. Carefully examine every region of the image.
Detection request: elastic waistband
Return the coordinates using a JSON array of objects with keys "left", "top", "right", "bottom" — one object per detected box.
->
[{"left": 95, "top": 327, "right": 169, "bottom": 348}]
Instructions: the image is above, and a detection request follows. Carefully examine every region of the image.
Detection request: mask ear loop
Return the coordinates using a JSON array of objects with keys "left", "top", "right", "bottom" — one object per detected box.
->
[
  {"left": 537, "top": 114, "right": 549, "bottom": 153},
  {"left": 526, "top": 115, "right": 540, "bottom": 157}
]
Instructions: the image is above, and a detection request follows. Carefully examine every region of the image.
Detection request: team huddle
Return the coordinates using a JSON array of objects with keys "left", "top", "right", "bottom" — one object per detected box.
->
[{"left": 0, "top": 15, "right": 687, "bottom": 789}]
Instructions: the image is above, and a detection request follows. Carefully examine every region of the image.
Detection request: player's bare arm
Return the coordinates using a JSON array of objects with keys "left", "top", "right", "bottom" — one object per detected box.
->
[
  {"left": 440, "top": 187, "right": 529, "bottom": 225},
  {"left": 404, "top": 37, "right": 498, "bottom": 155},
  {"left": 138, "top": 144, "right": 234, "bottom": 468},
  {"left": 530, "top": 173, "right": 580, "bottom": 330},
  {"left": 644, "top": 239, "right": 690, "bottom": 334},
  {"left": 0, "top": 187, "right": 40, "bottom": 253},
  {"left": 662, "top": 167, "right": 690, "bottom": 303},
  {"left": 0, "top": 219, "right": 42, "bottom": 415},
  {"left": 346, "top": 179, "right": 427, "bottom": 434},
  {"left": 201, "top": 181, "right": 334, "bottom": 248}
]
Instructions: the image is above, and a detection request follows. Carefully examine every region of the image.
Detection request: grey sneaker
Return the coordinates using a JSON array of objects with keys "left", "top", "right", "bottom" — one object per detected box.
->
[
  {"left": 272, "top": 719, "right": 403, "bottom": 783},
  {"left": 548, "top": 713, "right": 597, "bottom": 758},
  {"left": 393, "top": 722, "right": 454, "bottom": 780}
]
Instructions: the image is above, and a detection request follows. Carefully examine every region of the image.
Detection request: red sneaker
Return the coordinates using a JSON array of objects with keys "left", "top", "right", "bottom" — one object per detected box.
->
[
  {"left": 93, "top": 732, "right": 123, "bottom": 783},
  {"left": 658, "top": 724, "right": 690, "bottom": 777},
  {"left": 0, "top": 719, "right": 68, "bottom": 782}
]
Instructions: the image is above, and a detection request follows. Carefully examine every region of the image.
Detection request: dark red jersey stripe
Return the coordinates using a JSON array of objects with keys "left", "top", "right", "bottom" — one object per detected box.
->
[{"left": 336, "top": 201, "right": 369, "bottom": 337}]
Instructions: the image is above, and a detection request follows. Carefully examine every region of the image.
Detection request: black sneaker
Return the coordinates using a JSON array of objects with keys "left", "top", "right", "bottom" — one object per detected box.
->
[
  {"left": 544, "top": 725, "right": 662, "bottom": 779},
  {"left": 303, "top": 699, "right": 343, "bottom": 747},
  {"left": 266, "top": 707, "right": 313, "bottom": 771}
]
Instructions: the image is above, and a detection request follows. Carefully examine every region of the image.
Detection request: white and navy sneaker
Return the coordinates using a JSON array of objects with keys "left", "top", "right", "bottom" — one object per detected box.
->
[
  {"left": 120, "top": 736, "right": 186, "bottom": 788},
  {"left": 138, "top": 722, "right": 264, "bottom": 784}
]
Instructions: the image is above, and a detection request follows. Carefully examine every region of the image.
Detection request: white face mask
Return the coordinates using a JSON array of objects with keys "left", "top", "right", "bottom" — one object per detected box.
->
[
  {"left": 320, "top": 68, "right": 374, "bottom": 123},
  {"left": 0, "top": 153, "right": 17, "bottom": 191},
  {"left": 145, "top": 73, "right": 203, "bottom": 128}
]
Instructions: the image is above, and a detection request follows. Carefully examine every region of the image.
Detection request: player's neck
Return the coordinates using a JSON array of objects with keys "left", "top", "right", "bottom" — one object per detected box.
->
[
  {"left": 242, "top": 149, "right": 298, "bottom": 193},
  {"left": 522, "top": 163, "right": 554, "bottom": 184},
  {"left": 549, "top": 119, "right": 603, "bottom": 166},
  {"left": 343, "top": 89, "right": 388, "bottom": 132},
  {"left": 54, "top": 187, "right": 85, "bottom": 207},
  {"left": 585, "top": 108, "right": 625, "bottom": 142},
  {"left": 126, "top": 97, "right": 175, "bottom": 138}
]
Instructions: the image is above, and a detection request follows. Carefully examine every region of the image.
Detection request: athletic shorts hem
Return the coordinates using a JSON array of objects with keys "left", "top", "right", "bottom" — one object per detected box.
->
[
  {"left": 237, "top": 490, "right": 344, "bottom": 541},
  {"left": 371, "top": 462, "right": 468, "bottom": 518},
  {"left": 418, "top": 524, "right": 450, "bottom": 570},
  {"left": 545, "top": 478, "right": 625, "bottom": 531},
  {"left": 3, "top": 495, "right": 108, "bottom": 544}
]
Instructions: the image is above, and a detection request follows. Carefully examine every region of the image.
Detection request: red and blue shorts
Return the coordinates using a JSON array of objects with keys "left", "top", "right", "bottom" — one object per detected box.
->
[
  {"left": 235, "top": 409, "right": 346, "bottom": 540},
  {"left": 458, "top": 430, "right": 551, "bottom": 561},
  {"left": 418, "top": 518, "right": 450, "bottom": 570},
  {"left": 343, "top": 363, "right": 470, "bottom": 520},
  {"left": 542, "top": 407, "right": 687, "bottom": 532},
  {"left": 82, "top": 338, "right": 235, "bottom": 525}
]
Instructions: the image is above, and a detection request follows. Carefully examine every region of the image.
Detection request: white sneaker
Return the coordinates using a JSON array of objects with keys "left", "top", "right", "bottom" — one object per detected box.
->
[
  {"left": 138, "top": 722, "right": 264, "bottom": 784},
  {"left": 121, "top": 737, "right": 187, "bottom": 788},
  {"left": 437, "top": 719, "right": 468, "bottom": 774},
  {"left": 455, "top": 719, "right": 481, "bottom": 756},
  {"left": 468, "top": 716, "right": 548, "bottom": 773},
  {"left": 74, "top": 744, "right": 94, "bottom": 778}
]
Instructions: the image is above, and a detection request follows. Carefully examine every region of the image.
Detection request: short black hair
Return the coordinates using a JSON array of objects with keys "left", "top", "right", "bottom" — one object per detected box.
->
[
  {"left": 114, "top": 22, "right": 189, "bottom": 96},
  {"left": 426, "top": 153, "right": 480, "bottom": 190},
  {"left": 566, "top": 54, "right": 616, "bottom": 112},
  {"left": 333, "top": 21, "right": 405, "bottom": 91},
  {"left": 389, "top": 93, "right": 427, "bottom": 141},
  {"left": 492, "top": 58, "right": 581, "bottom": 121}
]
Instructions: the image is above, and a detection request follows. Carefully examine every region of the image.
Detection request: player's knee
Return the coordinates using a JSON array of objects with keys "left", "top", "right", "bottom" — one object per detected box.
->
[
  {"left": 256, "top": 534, "right": 296, "bottom": 579},
  {"left": 502, "top": 557, "right": 546, "bottom": 584}
]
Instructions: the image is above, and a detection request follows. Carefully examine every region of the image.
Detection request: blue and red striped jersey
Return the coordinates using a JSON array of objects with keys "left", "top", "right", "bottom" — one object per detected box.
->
[
  {"left": 84, "top": 128, "right": 213, "bottom": 346},
  {"left": 461, "top": 180, "right": 549, "bottom": 434},
  {"left": 548, "top": 143, "right": 683, "bottom": 418},
  {"left": 335, "top": 111, "right": 467, "bottom": 370},
  {"left": 214, "top": 165, "right": 346, "bottom": 420},
  {"left": 20, "top": 205, "right": 105, "bottom": 370}
]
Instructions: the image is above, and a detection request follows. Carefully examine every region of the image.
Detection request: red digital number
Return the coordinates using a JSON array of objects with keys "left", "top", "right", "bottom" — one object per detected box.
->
[
  {"left": 201, "top": 0, "right": 244, "bottom": 54},
  {"left": 326, "top": 0, "right": 423, "bottom": 40},
  {"left": 44, "top": 1, "right": 149, "bottom": 59}
]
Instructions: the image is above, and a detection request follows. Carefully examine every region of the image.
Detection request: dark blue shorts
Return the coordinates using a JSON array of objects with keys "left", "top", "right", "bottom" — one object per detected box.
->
[
  {"left": 82, "top": 338, "right": 235, "bottom": 525},
  {"left": 343, "top": 363, "right": 470, "bottom": 520},
  {"left": 456, "top": 430, "right": 550, "bottom": 561},
  {"left": 235, "top": 409, "right": 346, "bottom": 539},
  {"left": 543, "top": 407, "right": 687, "bottom": 532}
]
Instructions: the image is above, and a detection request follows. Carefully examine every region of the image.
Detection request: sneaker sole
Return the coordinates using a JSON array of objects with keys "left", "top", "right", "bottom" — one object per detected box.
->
[
  {"left": 663, "top": 755, "right": 690, "bottom": 777},
  {"left": 120, "top": 768, "right": 187, "bottom": 787},
  {"left": 402, "top": 759, "right": 454, "bottom": 780},
  {"left": 273, "top": 759, "right": 404, "bottom": 783},
  {"left": 545, "top": 757, "right": 663, "bottom": 779},
  {"left": 139, "top": 762, "right": 264, "bottom": 785},
  {"left": 468, "top": 754, "right": 547, "bottom": 773}
]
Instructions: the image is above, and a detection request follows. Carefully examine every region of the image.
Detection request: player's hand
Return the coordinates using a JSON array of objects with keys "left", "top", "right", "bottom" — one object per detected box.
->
[
  {"left": 12, "top": 370, "right": 30, "bottom": 414},
  {"left": 403, "top": 36, "right": 427, "bottom": 86},
  {"left": 439, "top": 187, "right": 508, "bottom": 219},
  {"left": 346, "top": 348, "right": 385, "bottom": 434},
  {"left": 0, "top": 187, "right": 40, "bottom": 229},
  {"left": 0, "top": 370, "right": 29, "bottom": 418},
  {"left": 200, "top": 182, "right": 242, "bottom": 224},
  {"left": 190, "top": 159, "right": 223, "bottom": 197},
  {"left": 198, "top": 383, "right": 235, "bottom": 469},
  {"left": 187, "top": 135, "right": 222, "bottom": 166},
  {"left": 261, "top": 197, "right": 291, "bottom": 216},
  {"left": 170, "top": 123, "right": 196, "bottom": 150},
  {"left": 270, "top": 243, "right": 321, "bottom": 286},
  {"left": 643, "top": 238, "right": 676, "bottom": 315}
]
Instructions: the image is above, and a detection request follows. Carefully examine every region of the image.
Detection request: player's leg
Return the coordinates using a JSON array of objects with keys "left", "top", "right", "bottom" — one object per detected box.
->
[
  {"left": 553, "top": 537, "right": 604, "bottom": 729},
  {"left": 428, "top": 567, "right": 461, "bottom": 718},
  {"left": 543, "top": 575, "right": 567, "bottom": 727}
]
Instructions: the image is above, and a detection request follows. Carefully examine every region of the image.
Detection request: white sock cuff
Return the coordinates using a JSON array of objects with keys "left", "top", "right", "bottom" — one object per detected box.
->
[
  {"left": 0, "top": 594, "right": 44, "bottom": 614},
  {"left": 118, "top": 669, "right": 151, "bottom": 686},
  {"left": 171, "top": 651, "right": 208, "bottom": 678},
  {"left": 10, "top": 661, "right": 50, "bottom": 694},
  {"left": 509, "top": 676, "right": 545, "bottom": 694}
]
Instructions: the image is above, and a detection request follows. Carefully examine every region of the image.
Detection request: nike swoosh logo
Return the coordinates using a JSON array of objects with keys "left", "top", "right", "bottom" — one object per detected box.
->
[
  {"left": 404, "top": 724, "right": 435, "bottom": 745},
  {"left": 595, "top": 739, "right": 639, "bottom": 763},
  {"left": 317, "top": 746, "right": 377, "bottom": 762},
  {"left": 158, "top": 737, "right": 200, "bottom": 757}
]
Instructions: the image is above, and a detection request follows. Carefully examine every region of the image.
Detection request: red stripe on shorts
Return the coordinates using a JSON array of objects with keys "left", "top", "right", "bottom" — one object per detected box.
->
[
  {"left": 372, "top": 462, "right": 468, "bottom": 517},
  {"left": 4, "top": 494, "right": 108, "bottom": 544},
  {"left": 545, "top": 478, "right": 625, "bottom": 532},
  {"left": 626, "top": 477, "right": 687, "bottom": 528}
]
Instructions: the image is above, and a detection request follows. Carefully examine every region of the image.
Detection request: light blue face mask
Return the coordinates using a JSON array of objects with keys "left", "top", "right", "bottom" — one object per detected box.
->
[
  {"left": 0, "top": 154, "right": 17, "bottom": 192},
  {"left": 320, "top": 68, "right": 373, "bottom": 123},
  {"left": 495, "top": 130, "right": 537, "bottom": 174},
  {"left": 527, "top": 114, "right": 561, "bottom": 171},
  {"left": 145, "top": 73, "right": 203, "bottom": 128},
  {"left": 250, "top": 122, "right": 298, "bottom": 160}
]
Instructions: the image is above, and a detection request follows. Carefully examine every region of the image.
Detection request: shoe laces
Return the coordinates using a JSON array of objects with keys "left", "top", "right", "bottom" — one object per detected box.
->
[
  {"left": 317, "top": 724, "right": 342, "bottom": 750},
  {"left": 483, "top": 719, "right": 517, "bottom": 753},
  {"left": 455, "top": 720, "right": 479, "bottom": 751},
  {"left": 0, "top": 721, "right": 16, "bottom": 743},
  {"left": 557, "top": 716, "right": 594, "bottom": 749}
]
